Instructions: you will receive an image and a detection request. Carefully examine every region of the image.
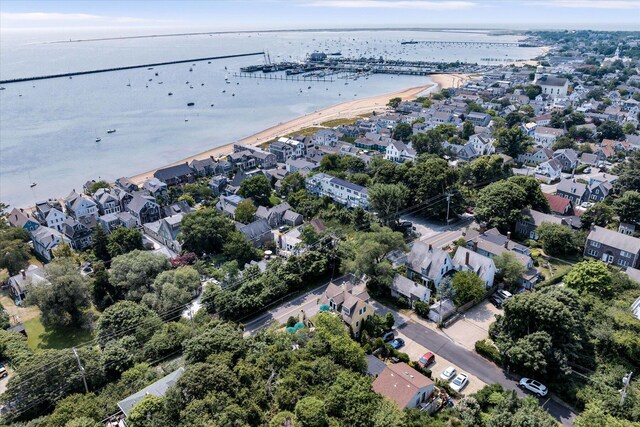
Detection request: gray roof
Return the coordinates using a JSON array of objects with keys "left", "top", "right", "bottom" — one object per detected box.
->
[
  {"left": 9, "top": 265, "right": 48, "bottom": 295},
  {"left": 557, "top": 179, "right": 589, "bottom": 197},
  {"left": 127, "top": 194, "right": 156, "bottom": 214},
  {"left": 118, "top": 368, "right": 184, "bottom": 416},
  {"left": 367, "top": 355, "right": 387, "bottom": 377},
  {"left": 452, "top": 247, "right": 495, "bottom": 280},
  {"left": 406, "top": 242, "right": 451, "bottom": 281},
  {"left": 580, "top": 153, "right": 599, "bottom": 166},
  {"left": 537, "top": 75, "right": 568, "bottom": 87},
  {"left": 238, "top": 218, "right": 272, "bottom": 241},
  {"left": 283, "top": 210, "right": 302, "bottom": 223},
  {"left": 587, "top": 226, "right": 640, "bottom": 254},
  {"left": 625, "top": 267, "right": 640, "bottom": 283},
  {"left": 153, "top": 163, "right": 192, "bottom": 181},
  {"left": 521, "top": 208, "right": 565, "bottom": 226},
  {"left": 391, "top": 274, "right": 429, "bottom": 301},
  {"left": 554, "top": 148, "right": 578, "bottom": 163}
]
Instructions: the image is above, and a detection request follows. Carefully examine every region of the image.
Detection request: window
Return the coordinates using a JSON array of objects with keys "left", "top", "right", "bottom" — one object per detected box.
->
[
  {"left": 590, "top": 241, "right": 601, "bottom": 248},
  {"left": 620, "top": 250, "right": 632, "bottom": 258},
  {"left": 617, "top": 259, "right": 629, "bottom": 267},
  {"left": 587, "top": 249, "right": 599, "bottom": 257}
]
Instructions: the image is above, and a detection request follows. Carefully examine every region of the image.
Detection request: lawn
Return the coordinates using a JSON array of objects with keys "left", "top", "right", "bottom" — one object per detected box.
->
[
  {"left": 319, "top": 118, "right": 358, "bottom": 128},
  {"left": 535, "top": 256, "right": 573, "bottom": 283},
  {"left": 23, "top": 317, "right": 94, "bottom": 351},
  {"left": 285, "top": 127, "right": 323, "bottom": 138}
]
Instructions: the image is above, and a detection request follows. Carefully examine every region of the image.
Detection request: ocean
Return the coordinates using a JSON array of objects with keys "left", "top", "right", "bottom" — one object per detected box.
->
[{"left": 0, "top": 29, "right": 544, "bottom": 208}]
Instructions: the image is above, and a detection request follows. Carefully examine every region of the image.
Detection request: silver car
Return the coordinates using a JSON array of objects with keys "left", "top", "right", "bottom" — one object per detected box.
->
[
  {"left": 519, "top": 378, "right": 548, "bottom": 397},
  {"left": 450, "top": 373, "right": 469, "bottom": 392},
  {"left": 440, "top": 366, "right": 457, "bottom": 381}
]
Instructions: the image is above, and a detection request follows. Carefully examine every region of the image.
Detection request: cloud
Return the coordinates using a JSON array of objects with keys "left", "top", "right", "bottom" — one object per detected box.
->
[
  {"left": 534, "top": 0, "right": 640, "bottom": 8},
  {"left": 0, "top": 12, "right": 176, "bottom": 28},
  {"left": 304, "top": 0, "right": 477, "bottom": 9}
]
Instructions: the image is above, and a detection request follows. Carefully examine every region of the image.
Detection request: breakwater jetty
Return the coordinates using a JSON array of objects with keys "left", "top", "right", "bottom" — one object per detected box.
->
[{"left": 0, "top": 52, "right": 265, "bottom": 85}]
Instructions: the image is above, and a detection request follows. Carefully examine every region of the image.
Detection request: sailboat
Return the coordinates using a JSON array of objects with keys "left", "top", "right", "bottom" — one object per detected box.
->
[{"left": 29, "top": 172, "right": 37, "bottom": 188}]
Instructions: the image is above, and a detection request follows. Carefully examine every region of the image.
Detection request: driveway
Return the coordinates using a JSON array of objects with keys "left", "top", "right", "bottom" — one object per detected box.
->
[
  {"left": 400, "top": 214, "right": 475, "bottom": 249},
  {"left": 443, "top": 300, "right": 501, "bottom": 350}
]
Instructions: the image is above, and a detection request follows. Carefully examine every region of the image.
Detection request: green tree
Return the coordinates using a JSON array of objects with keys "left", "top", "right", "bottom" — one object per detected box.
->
[
  {"left": 475, "top": 180, "right": 527, "bottom": 231},
  {"left": 91, "top": 262, "right": 118, "bottom": 311},
  {"left": 26, "top": 258, "right": 91, "bottom": 328},
  {"left": 234, "top": 199, "right": 257, "bottom": 224},
  {"left": 0, "top": 227, "right": 31, "bottom": 276},
  {"left": 372, "top": 398, "right": 405, "bottom": 427},
  {"left": 88, "top": 180, "right": 110, "bottom": 194},
  {"left": 281, "top": 171, "right": 306, "bottom": 197},
  {"left": 494, "top": 252, "right": 526, "bottom": 290},
  {"left": 110, "top": 250, "right": 170, "bottom": 301},
  {"left": 623, "top": 122, "right": 637, "bottom": 135},
  {"left": 177, "top": 193, "right": 196, "bottom": 207},
  {"left": 183, "top": 322, "right": 246, "bottom": 363},
  {"left": 238, "top": 175, "right": 272, "bottom": 207},
  {"left": 96, "top": 300, "right": 162, "bottom": 346},
  {"left": 46, "top": 393, "right": 102, "bottom": 427},
  {"left": 222, "top": 231, "right": 258, "bottom": 266},
  {"left": 387, "top": 97, "right": 401, "bottom": 108},
  {"left": 505, "top": 331, "right": 554, "bottom": 376},
  {"left": 410, "top": 130, "right": 443, "bottom": 156},
  {"left": 495, "top": 126, "right": 533, "bottom": 158},
  {"left": 107, "top": 227, "right": 143, "bottom": 258},
  {"left": 451, "top": 271, "right": 485, "bottom": 306},
  {"left": 179, "top": 208, "right": 236, "bottom": 255},
  {"left": 367, "top": 183, "right": 409, "bottom": 226},
  {"left": 536, "top": 222, "right": 577, "bottom": 256},
  {"left": 392, "top": 122, "right": 412, "bottom": 142},
  {"left": 581, "top": 202, "right": 614, "bottom": 229},
  {"left": 552, "top": 135, "right": 577, "bottom": 150},
  {"left": 613, "top": 191, "right": 640, "bottom": 224},
  {"left": 340, "top": 224, "right": 406, "bottom": 279},
  {"left": 597, "top": 120, "right": 625, "bottom": 141},
  {"left": 127, "top": 394, "right": 166, "bottom": 427},
  {"left": 295, "top": 397, "right": 328, "bottom": 427},
  {"left": 407, "top": 156, "right": 461, "bottom": 219},
  {"left": 508, "top": 175, "right": 550, "bottom": 213},
  {"left": 66, "top": 417, "right": 103, "bottom": 427},
  {"left": 143, "top": 266, "right": 201, "bottom": 313},
  {"left": 525, "top": 84, "right": 542, "bottom": 99},
  {"left": 101, "top": 335, "right": 138, "bottom": 377},
  {"left": 461, "top": 121, "right": 475, "bottom": 140},
  {"left": 613, "top": 151, "right": 640, "bottom": 192},
  {"left": 564, "top": 260, "right": 612, "bottom": 297},
  {"left": 92, "top": 226, "right": 110, "bottom": 262}
]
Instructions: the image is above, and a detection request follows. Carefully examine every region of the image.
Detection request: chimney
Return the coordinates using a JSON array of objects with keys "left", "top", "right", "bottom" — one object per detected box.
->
[
  {"left": 20, "top": 269, "right": 26, "bottom": 279},
  {"left": 465, "top": 251, "right": 470, "bottom": 266},
  {"left": 428, "top": 244, "right": 432, "bottom": 251},
  {"left": 473, "top": 241, "right": 478, "bottom": 252},
  {"left": 505, "top": 232, "right": 511, "bottom": 248}
]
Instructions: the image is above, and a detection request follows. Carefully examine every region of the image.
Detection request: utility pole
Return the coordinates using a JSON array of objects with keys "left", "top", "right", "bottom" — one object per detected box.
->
[
  {"left": 445, "top": 192, "right": 452, "bottom": 225},
  {"left": 72, "top": 347, "right": 89, "bottom": 393},
  {"left": 620, "top": 372, "right": 633, "bottom": 406}
]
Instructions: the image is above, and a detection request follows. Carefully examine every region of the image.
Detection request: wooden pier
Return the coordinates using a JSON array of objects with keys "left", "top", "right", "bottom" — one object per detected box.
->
[
  {"left": 401, "top": 40, "right": 522, "bottom": 47},
  {"left": 233, "top": 72, "right": 334, "bottom": 82},
  {"left": 0, "top": 52, "right": 265, "bottom": 85}
]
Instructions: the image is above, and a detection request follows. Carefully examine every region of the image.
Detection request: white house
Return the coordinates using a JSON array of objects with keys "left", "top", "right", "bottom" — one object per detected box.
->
[
  {"left": 452, "top": 247, "right": 496, "bottom": 288},
  {"left": 64, "top": 191, "right": 98, "bottom": 220},
  {"left": 305, "top": 173, "right": 369, "bottom": 209},
  {"left": 536, "top": 158, "right": 563, "bottom": 180},
  {"left": 312, "top": 129, "right": 339, "bottom": 146},
  {"left": 517, "top": 147, "right": 554, "bottom": 165},
  {"left": 533, "top": 126, "right": 565, "bottom": 148},
  {"left": 405, "top": 242, "right": 454, "bottom": 287},
  {"left": 385, "top": 140, "right": 417, "bottom": 164},
  {"left": 31, "top": 226, "right": 70, "bottom": 262},
  {"left": 534, "top": 66, "right": 569, "bottom": 98},
  {"left": 390, "top": 275, "right": 431, "bottom": 308},
  {"left": 35, "top": 201, "right": 66, "bottom": 232},
  {"left": 468, "top": 134, "right": 495, "bottom": 156}
]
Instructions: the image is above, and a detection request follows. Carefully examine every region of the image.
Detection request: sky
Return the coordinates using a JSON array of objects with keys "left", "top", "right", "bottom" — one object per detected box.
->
[{"left": 1, "top": 0, "right": 639, "bottom": 33}]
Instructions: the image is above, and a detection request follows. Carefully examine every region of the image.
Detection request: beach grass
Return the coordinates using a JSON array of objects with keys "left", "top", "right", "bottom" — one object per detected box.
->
[
  {"left": 284, "top": 126, "right": 323, "bottom": 138},
  {"left": 319, "top": 118, "right": 358, "bottom": 128}
]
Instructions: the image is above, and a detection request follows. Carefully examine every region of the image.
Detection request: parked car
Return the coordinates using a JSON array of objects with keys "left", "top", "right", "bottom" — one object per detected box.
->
[
  {"left": 278, "top": 225, "right": 290, "bottom": 233},
  {"left": 450, "top": 373, "right": 469, "bottom": 392},
  {"left": 440, "top": 366, "right": 457, "bottom": 381},
  {"left": 381, "top": 330, "right": 395, "bottom": 342},
  {"left": 489, "top": 296, "right": 503, "bottom": 308},
  {"left": 496, "top": 289, "right": 513, "bottom": 300},
  {"left": 418, "top": 352, "right": 435, "bottom": 368},
  {"left": 398, "top": 221, "right": 413, "bottom": 229},
  {"left": 390, "top": 338, "right": 405, "bottom": 349},
  {"left": 0, "top": 363, "right": 7, "bottom": 379},
  {"left": 519, "top": 378, "right": 548, "bottom": 397}
]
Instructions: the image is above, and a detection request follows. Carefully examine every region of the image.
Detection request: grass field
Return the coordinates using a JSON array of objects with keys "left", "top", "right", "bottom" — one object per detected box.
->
[
  {"left": 23, "top": 317, "right": 94, "bottom": 351},
  {"left": 319, "top": 118, "right": 358, "bottom": 128}
]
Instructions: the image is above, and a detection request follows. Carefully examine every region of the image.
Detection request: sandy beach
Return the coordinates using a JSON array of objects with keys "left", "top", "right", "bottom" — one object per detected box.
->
[{"left": 129, "top": 74, "right": 466, "bottom": 185}]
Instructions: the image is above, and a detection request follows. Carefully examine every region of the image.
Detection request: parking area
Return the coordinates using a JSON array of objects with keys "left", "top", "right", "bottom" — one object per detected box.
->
[
  {"left": 443, "top": 300, "right": 501, "bottom": 351},
  {"left": 394, "top": 329, "right": 487, "bottom": 396}
]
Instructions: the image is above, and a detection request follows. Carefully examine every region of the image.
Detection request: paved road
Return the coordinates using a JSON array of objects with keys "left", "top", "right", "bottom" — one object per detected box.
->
[{"left": 378, "top": 308, "right": 577, "bottom": 426}]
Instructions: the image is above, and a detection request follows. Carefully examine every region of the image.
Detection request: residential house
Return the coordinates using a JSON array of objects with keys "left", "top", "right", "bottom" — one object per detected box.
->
[
  {"left": 8, "top": 265, "right": 48, "bottom": 302},
  {"left": 536, "top": 158, "right": 562, "bottom": 180},
  {"left": 115, "top": 177, "right": 139, "bottom": 193},
  {"left": 516, "top": 208, "right": 569, "bottom": 240},
  {"left": 92, "top": 188, "right": 121, "bottom": 215},
  {"left": 385, "top": 140, "right": 417, "bottom": 163},
  {"left": 588, "top": 181, "right": 613, "bottom": 203},
  {"left": 117, "top": 368, "right": 185, "bottom": 420},
  {"left": 236, "top": 218, "right": 274, "bottom": 248},
  {"left": 320, "top": 280, "right": 373, "bottom": 337},
  {"left": 556, "top": 179, "right": 591, "bottom": 206},
  {"left": 250, "top": 150, "right": 278, "bottom": 169},
  {"left": 256, "top": 202, "right": 302, "bottom": 229},
  {"left": 31, "top": 226, "right": 70, "bottom": 262},
  {"left": 579, "top": 152, "right": 600, "bottom": 168},
  {"left": 584, "top": 225, "right": 640, "bottom": 269},
  {"left": 619, "top": 223, "right": 636, "bottom": 236},
  {"left": 517, "top": 147, "right": 554, "bottom": 165},
  {"left": 153, "top": 163, "right": 194, "bottom": 186},
  {"left": 62, "top": 218, "right": 93, "bottom": 251},
  {"left": 189, "top": 157, "right": 217, "bottom": 177},
  {"left": 161, "top": 200, "right": 193, "bottom": 218},
  {"left": 390, "top": 275, "right": 431, "bottom": 308},
  {"left": 534, "top": 69, "right": 569, "bottom": 97},
  {"left": 116, "top": 212, "right": 138, "bottom": 229},
  {"left": 466, "top": 112, "right": 491, "bottom": 127},
  {"left": 7, "top": 208, "right": 40, "bottom": 233},
  {"left": 305, "top": 173, "right": 369, "bottom": 209},
  {"left": 452, "top": 247, "right": 496, "bottom": 288},
  {"left": 269, "top": 140, "right": 294, "bottom": 162},
  {"left": 372, "top": 362, "right": 435, "bottom": 409},
  {"left": 405, "top": 242, "right": 454, "bottom": 287},
  {"left": 99, "top": 213, "right": 122, "bottom": 234},
  {"left": 126, "top": 194, "right": 160, "bottom": 225},
  {"left": 312, "top": 129, "right": 339, "bottom": 146},
  {"left": 227, "top": 150, "right": 256, "bottom": 170},
  {"left": 142, "top": 178, "right": 168, "bottom": 200},
  {"left": 553, "top": 148, "right": 579, "bottom": 172},
  {"left": 277, "top": 227, "right": 305, "bottom": 257},
  {"left": 286, "top": 158, "right": 318, "bottom": 174},
  {"left": 216, "top": 195, "right": 246, "bottom": 218},
  {"left": 64, "top": 191, "right": 98, "bottom": 220},
  {"left": 468, "top": 133, "right": 495, "bottom": 156},
  {"left": 34, "top": 200, "right": 66, "bottom": 232},
  {"left": 143, "top": 213, "right": 184, "bottom": 252},
  {"left": 209, "top": 175, "right": 228, "bottom": 196},
  {"left": 533, "top": 126, "right": 565, "bottom": 148},
  {"left": 544, "top": 193, "right": 573, "bottom": 216}
]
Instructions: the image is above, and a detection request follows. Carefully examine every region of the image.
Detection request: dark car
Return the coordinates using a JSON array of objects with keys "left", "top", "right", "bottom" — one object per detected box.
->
[
  {"left": 489, "top": 296, "right": 502, "bottom": 308},
  {"left": 390, "top": 338, "right": 405, "bottom": 349}
]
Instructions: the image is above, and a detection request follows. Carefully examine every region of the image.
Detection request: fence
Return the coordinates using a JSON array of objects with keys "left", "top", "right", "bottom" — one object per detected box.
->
[{"left": 440, "top": 285, "right": 497, "bottom": 328}]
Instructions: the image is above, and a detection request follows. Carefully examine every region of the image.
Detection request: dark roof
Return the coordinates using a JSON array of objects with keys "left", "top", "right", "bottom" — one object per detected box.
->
[
  {"left": 537, "top": 75, "right": 568, "bottom": 87},
  {"left": 366, "top": 355, "right": 387, "bottom": 377},
  {"left": 153, "top": 163, "right": 193, "bottom": 182}
]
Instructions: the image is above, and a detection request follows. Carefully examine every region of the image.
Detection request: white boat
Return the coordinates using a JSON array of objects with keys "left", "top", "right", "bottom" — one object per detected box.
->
[
  {"left": 95, "top": 137, "right": 101, "bottom": 142},
  {"left": 107, "top": 129, "right": 116, "bottom": 134}
]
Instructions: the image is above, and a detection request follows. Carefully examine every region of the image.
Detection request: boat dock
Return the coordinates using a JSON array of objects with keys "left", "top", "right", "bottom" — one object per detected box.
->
[
  {"left": 233, "top": 72, "right": 334, "bottom": 82},
  {"left": 401, "top": 40, "right": 525, "bottom": 47},
  {"left": 0, "top": 52, "right": 265, "bottom": 84}
]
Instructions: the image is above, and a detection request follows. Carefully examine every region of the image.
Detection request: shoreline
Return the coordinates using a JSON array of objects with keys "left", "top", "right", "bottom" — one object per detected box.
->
[{"left": 129, "top": 75, "right": 467, "bottom": 185}]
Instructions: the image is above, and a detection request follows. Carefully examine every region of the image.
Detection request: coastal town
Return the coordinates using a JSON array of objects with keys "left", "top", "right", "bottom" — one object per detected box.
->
[{"left": 1, "top": 28, "right": 640, "bottom": 427}]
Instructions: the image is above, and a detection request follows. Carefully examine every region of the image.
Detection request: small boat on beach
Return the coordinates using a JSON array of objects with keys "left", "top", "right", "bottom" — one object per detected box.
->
[
  {"left": 95, "top": 137, "right": 101, "bottom": 142},
  {"left": 107, "top": 129, "right": 116, "bottom": 134},
  {"left": 187, "top": 102, "right": 195, "bottom": 106},
  {"left": 168, "top": 92, "right": 173, "bottom": 96},
  {"left": 30, "top": 182, "right": 37, "bottom": 188}
]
